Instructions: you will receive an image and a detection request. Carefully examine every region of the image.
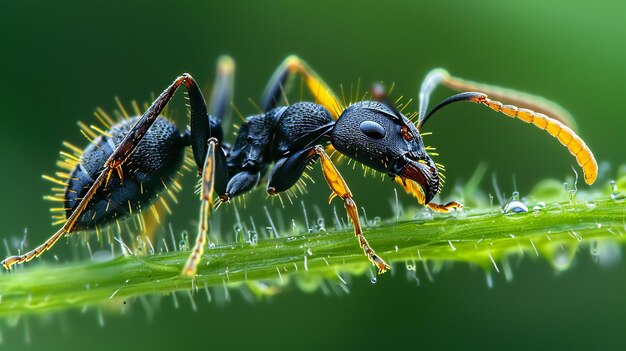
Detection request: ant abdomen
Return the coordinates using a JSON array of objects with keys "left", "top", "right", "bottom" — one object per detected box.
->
[{"left": 64, "top": 116, "right": 186, "bottom": 229}]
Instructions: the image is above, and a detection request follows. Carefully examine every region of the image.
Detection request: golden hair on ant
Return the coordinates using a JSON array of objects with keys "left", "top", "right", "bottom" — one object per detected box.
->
[{"left": 2, "top": 56, "right": 597, "bottom": 276}]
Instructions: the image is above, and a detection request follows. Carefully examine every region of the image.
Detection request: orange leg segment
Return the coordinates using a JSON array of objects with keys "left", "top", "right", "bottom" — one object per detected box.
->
[
  {"left": 314, "top": 146, "right": 390, "bottom": 274},
  {"left": 427, "top": 201, "right": 463, "bottom": 213},
  {"left": 263, "top": 56, "right": 344, "bottom": 119}
]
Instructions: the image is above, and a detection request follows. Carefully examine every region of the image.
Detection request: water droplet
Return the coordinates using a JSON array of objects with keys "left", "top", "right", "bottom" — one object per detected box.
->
[
  {"left": 316, "top": 218, "right": 326, "bottom": 231},
  {"left": 502, "top": 200, "right": 528, "bottom": 214},
  {"left": 512, "top": 191, "right": 520, "bottom": 200},
  {"left": 545, "top": 202, "right": 563, "bottom": 215},
  {"left": 595, "top": 240, "right": 622, "bottom": 268},
  {"left": 287, "top": 236, "right": 297, "bottom": 242},
  {"left": 208, "top": 243, "right": 216, "bottom": 249},
  {"left": 547, "top": 242, "right": 578, "bottom": 271},
  {"left": 531, "top": 202, "right": 544, "bottom": 215},
  {"left": 609, "top": 180, "right": 624, "bottom": 201},
  {"left": 370, "top": 277, "right": 377, "bottom": 284},
  {"left": 590, "top": 240, "right": 599, "bottom": 257},
  {"left": 568, "top": 189, "right": 577, "bottom": 204},
  {"left": 250, "top": 233, "right": 258, "bottom": 246},
  {"left": 178, "top": 240, "right": 187, "bottom": 251}
]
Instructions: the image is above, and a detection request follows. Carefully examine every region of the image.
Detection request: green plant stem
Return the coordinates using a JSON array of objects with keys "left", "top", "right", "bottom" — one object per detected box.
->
[{"left": 0, "top": 198, "right": 624, "bottom": 317}]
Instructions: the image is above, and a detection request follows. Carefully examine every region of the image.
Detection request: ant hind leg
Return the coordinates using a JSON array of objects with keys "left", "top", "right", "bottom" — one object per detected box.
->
[{"left": 3, "top": 74, "right": 204, "bottom": 270}]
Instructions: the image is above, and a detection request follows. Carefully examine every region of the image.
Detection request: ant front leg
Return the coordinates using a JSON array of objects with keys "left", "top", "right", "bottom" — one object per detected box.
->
[
  {"left": 2, "top": 74, "right": 203, "bottom": 270},
  {"left": 266, "top": 145, "right": 390, "bottom": 273},
  {"left": 314, "top": 146, "right": 390, "bottom": 274}
]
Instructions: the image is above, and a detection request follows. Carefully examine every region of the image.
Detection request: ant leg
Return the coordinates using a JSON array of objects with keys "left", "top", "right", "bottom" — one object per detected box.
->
[
  {"left": 142, "top": 60, "right": 233, "bottom": 248},
  {"left": 266, "top": 147, "right": 317, "bottom": 195},
  {"left": 2, "top": 74, "right": 203, "bottom": 270},
  {"left": 182, "top": 138, "right": 227, "bottom": 276},
  {"left": 189, "top": 58, "right": 233, "bottom": 172},
  {"left": 222, "top": 170, "right": 261, "bottom": 201},
  {"left": 262, "top": 55, "right": 343, "bottom": 119},
  {"left": 416, "top": 68, "right": 577, "bottom": 130},
  {"left": 427, "top": 201, "right": 463, "bottom": 213},
  {"left": 313, "top": 145, "right": 391, "bottom": 274},
  {"left": 394, "top": 176, "right": 462, "bottom": 213},
  {"left": 208, "top": 55, "right": 235, "bottom": 122}
]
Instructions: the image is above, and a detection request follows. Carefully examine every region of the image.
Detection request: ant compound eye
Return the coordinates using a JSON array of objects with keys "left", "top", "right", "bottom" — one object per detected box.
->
[{"left": 359, "top": 120, "right": 386, "bottom": 139}]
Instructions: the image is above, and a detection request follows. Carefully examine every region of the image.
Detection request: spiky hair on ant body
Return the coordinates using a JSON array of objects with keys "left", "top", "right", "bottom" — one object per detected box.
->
[
  {"left": 2, "top": 55, "right": 597, "bottom": 277},
  {"left": 43, "top": 98, "right": 193, "bottom": 244}
]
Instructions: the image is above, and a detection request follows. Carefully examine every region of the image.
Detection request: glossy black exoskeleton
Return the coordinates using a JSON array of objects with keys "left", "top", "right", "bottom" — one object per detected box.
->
[
  {"left": 65, "top": 116, "right": 187, "bottom": 229},
  {"left": 2, "top": 56, "right": 597, "bottom": 276}
]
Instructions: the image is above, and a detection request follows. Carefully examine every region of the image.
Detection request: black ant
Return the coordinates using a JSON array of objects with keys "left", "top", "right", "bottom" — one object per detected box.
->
[{"left": 2, "top": 56, "right": 598, "bottom": 275}]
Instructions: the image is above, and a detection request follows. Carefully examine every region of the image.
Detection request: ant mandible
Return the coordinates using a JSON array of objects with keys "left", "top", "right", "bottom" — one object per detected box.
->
[{"left": 2, "top": 56, "right": 598, "bottom": 276}]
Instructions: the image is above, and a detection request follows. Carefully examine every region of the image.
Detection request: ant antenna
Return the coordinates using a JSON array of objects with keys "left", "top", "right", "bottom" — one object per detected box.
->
[{"left": 418, "top": 92, "right": 486, "bottom": 129}]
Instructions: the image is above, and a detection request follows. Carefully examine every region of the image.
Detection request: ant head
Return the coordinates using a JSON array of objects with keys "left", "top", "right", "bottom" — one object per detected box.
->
[{"left": 331, "top": 100, "right": 439, "bottom": 204}]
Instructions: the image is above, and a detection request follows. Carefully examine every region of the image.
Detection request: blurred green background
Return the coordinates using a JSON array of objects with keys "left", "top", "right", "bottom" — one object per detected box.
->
[{"left": 1, "top": 0, "right": 626, "bottom": 349}]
